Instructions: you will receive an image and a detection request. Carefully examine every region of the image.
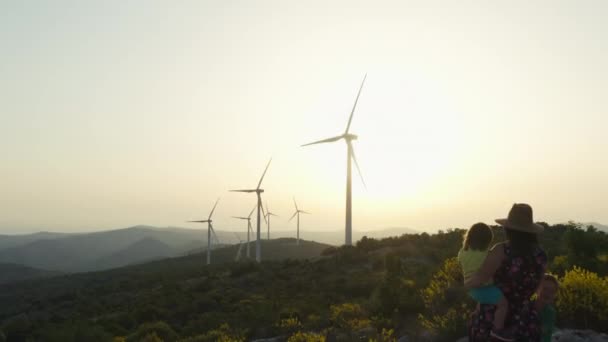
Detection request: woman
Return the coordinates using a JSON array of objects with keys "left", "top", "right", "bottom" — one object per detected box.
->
[{"left": 466, "top": 203, "right": 547, "bottom": 341}]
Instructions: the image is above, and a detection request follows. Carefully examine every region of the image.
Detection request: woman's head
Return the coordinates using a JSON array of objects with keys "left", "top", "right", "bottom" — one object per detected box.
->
[
  {"left": 537, "top": 274, "right": 559, "bottom": 305},
  {"left": 463, "top": 222, "right": 493, "bottom": 251}
]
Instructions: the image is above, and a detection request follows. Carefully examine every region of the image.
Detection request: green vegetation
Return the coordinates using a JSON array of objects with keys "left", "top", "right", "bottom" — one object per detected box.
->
[{"left": 0, "top": 223, "right": 606, "bottom": 341}]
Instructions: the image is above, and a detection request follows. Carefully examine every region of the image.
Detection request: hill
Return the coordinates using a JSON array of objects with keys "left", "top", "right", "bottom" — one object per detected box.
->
[
  {"left": 268, "top": 227, "right": 419, "bottom": 246},
  {"left": 0, "top": 223, "right": 605, "bottom": 341},
  {"left": 0, "top": 226, "right": 417, "bottom": 273},
  {"left": 0, "top": 226, "right": 239, "bottom": 273},
  {"left": 0, "top": 263, "right": 60, "bottom": 285},
  {"left": 0, "top": 231, "right": 73, "bottom": 251}
]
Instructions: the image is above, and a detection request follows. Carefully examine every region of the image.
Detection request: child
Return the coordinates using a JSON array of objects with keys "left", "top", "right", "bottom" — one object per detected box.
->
[
  {"left": 535, "top": 274, "right": 558, "bottom": 342},
  {"left": 458, "top": 222, "right": 513, "bottom": 341}
]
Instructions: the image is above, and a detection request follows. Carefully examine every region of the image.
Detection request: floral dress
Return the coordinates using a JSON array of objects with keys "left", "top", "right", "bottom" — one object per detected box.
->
[{"left": 468, "top": 242, "right": 547, "bottom": 341}]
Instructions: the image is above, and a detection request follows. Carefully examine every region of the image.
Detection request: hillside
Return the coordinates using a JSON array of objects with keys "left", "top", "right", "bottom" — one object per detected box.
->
[
  {"left": 0, "top": 263, "right": 60, "bottom": 285},
  {"left": 0, "top": 226, "right": 236, "bottom": 272},
  {"left": 0, "top": 226, "right": 418, "bottom": 274},
  {"left": 0, "top": 224, "right": 606, "bottom": 342},
  {"left": 0, "top": 232, "right": 73, "bottom": 251}
]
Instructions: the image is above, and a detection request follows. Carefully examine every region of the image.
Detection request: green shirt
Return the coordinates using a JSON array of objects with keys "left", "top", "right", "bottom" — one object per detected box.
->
[
  {"left": 457, "top": 248, "right": 488, "bottom": 282},
  {"left": 540, "top": 304, "right": 556, "bottom": 342}
]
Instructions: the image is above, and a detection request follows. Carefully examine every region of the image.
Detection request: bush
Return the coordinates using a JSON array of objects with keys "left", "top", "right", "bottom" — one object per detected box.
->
[
  {"left": 556, "top": 266, "right": 608, "bottom": 331},
  {"left": 178, "top": 323, "right": 244, "bottom": 342},
  {"left": 127, "top": 321, "right": 179, "bottom": 342},
  {"left": 287, "top": 331, "right": 326, "bottom": 342},
  {"left": 418, "top": 257, "right": 472, "bottom": 341}
]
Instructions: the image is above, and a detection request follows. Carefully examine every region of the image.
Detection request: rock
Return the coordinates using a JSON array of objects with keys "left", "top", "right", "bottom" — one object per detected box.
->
[
  {"left": 454, "top": 337, "right": 468, "bottom": 342},
  {"left": 396, "top": 336, "right": 409, "bottom": 342},
  {"left": 552, "top": 329, "right": 608, "bottom": 342}
]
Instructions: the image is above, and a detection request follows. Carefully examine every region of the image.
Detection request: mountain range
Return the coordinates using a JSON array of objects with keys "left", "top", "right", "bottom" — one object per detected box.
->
[{"left": 0, "top": 225, "right": 416, "bottom": 278}]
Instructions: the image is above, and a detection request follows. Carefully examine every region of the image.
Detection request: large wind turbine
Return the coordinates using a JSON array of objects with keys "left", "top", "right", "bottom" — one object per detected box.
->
[
  {"left": 263, "top": 202, "right": 279, "bottom": 240},
  {"left": 302, "top": 75, "right": 367, "bottom": 246},
  {"left": 288, "top": 198, "right": 310, "bottom": 246},
  {"left": 232, "top": 205, "right": 256, "bottom": 259},
  {"left": 187, "top": 198, "right": 220, "bottom": 265},
  {"left": 230, "top": 159, "right": 272, "bottom": 262}
]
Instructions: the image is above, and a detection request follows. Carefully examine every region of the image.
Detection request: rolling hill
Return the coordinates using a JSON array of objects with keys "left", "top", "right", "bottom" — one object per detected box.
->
[
  {"left": 0, "top": 225, "right": 416, "bottom": 274},
  {"left": 0, "top": 226, "right": 238, "bottom": 273},
  {"left": 0, "top": 263, "right": 60, "bottom": 285}
]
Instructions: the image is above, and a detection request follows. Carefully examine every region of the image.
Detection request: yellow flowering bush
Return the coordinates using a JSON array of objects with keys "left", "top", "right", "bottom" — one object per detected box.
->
[
  {"left": 556, "top": 266, "right": 608, "bottom": 330},
  {"left": 287, "top": 331, "right": 326, "bottom": 342}
]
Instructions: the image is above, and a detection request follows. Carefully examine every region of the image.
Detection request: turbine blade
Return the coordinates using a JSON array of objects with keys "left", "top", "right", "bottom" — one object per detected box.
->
[
  {"left": 293, "top": 197, "right": 299, "bottom": 211},
  {"left": 350, "top": 144, "right": 367, "bottom": 189},
  {"left": 232, "top": 216, "right": 248, "bottom": 220},
  {"left": 187, "top": 220, "right": 209, "bottom": 223},
  {"left": 345, "top": 74, "right": 367, "bottom": 134},
  {"left": 248, "top": 204, "right": 256, "bottom": 218},
  {"left": 288, "top": 211, "right": 298, "bottom": 222},
  {"left": 261, "top": 204, "right": 268, "bottom": 224},
  {"left": 230, "top": 189, "right": 257, "bottom": 193},
  {"left": 301, "top": 135, "right": 344, "bottom": 147},
  {"left": 211, "top": 228, "right": 220, "bottom": 245},
  {"left": 300, "top": 210, "right": 312, "bottom": 214},
  {"left": 208, "top": 197, "right": 220, "bottom": 220},
  {"left": 257, "top": 158, "right": 272, "bottom": 189}
]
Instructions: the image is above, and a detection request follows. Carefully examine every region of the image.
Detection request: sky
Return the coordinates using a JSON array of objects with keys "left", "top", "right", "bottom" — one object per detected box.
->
[{"left": 1, "top": 1, "right": 607, "bottom": 234}]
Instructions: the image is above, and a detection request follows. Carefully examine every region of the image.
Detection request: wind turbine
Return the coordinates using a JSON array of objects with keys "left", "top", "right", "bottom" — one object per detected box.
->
[
  {"left": 230, "top": 159, "right": 272, "bottom": 262},
  {"left": 232, "top": 205, "right": 256, "bottom": 259},
  {"left": 289, "top": 198, "right": 310, "bottom": 246},
  {"left": 233, "top": 232, "right": 245, "bottom": 262},
  {"left": 302, "top": 75, "right": 367, "bottom": 246},
  {"left": 263, "top": 202, "right": 279, "bottom": 240},
  {"left": 187, "top": 197, "right": 220, "bottom": 265}
]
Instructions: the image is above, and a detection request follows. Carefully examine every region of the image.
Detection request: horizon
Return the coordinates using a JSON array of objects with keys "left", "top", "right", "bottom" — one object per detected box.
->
[
  {"left": 2, "top": 220, "right": 606, "bottom": 236},
  {"left": 2, "top": 1, "right": 608, "bottom": 235}
]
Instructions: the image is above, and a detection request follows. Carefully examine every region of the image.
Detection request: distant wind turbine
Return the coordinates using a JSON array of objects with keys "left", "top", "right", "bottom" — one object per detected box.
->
[
  {"left": 187, "top": 197, "right": 220, "bottom": 265},
  {"left": 289, "top": 198, "right": 310, "bottom": 246},
  {"left": 230, "top": 159, "right": 272, "bottom": 262},
  {"left": 233, "top": 232, "right": 244, "bottom": 262},
  {"left": 232, "top": 205, "right": 256, "bottom": 259},
  {"left": 302, "top": 74, "right": 367, "bottom": 246},
  {"left": 263, "top": 202, "right": 279, "bottom": 240}
]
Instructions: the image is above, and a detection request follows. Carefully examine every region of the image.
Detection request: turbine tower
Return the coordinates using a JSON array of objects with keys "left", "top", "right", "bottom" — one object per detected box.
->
[
  {"left": 232, "top": 205, "right": 256, "bottom": 258},
  {"left": 233, "top": 232, "right": 244, "bottom": 262},
  {"left": 230, "top": 159, "right": 272, "bottom": 262},
  {"left": 187, "top": 197, "right": 220, "bottom": 265},
  {"left": 302, "top": 75, "right": 367, "bottom": 246},
  {"left": 288, "top": 198, "right": 310, "bottom": 245},
  {"left": 263, "top": 202, "right": 279, "bottom": 240}
]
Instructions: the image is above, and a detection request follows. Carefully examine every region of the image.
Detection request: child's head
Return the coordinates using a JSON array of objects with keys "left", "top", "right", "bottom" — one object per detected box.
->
[
  {"left": 537, "top": 274, "right": 559, "bottom": 305},
  {"left": 462, "top": 222, "right": 493, "bottom": 251}
]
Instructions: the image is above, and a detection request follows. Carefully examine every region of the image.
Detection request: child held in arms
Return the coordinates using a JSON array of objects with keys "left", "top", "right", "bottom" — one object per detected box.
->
[
  {"left": 535, "top": 274, "right": 558, "bottom": 342},
  {"left": 458, "top": 223, "right": 513, "bottom": 341}
]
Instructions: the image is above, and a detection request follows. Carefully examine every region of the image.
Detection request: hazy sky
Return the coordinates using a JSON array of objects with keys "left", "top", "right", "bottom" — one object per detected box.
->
[{"left": 1, "top": 1, "right": 607, "bottom": 234}]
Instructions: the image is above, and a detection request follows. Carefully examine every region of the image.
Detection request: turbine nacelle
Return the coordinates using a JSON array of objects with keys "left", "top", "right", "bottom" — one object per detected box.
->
[{"left": 344, "top": 133, "right": 358, "bottom": 141}]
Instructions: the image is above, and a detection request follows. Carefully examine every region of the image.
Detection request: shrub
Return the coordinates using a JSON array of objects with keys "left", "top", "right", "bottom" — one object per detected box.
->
[
  {"left": 287, "top": 331, "right": 326, "bottom": 342},
  {"left": 329, "top": 303, "right": 370, "bottom": 331},
  {"left": 556, "top": 266, "right": 608, "bottom": 330},
  {"left": 127, "top": 321, "right": 178, "bottom": 342},
  {"left": 178, "top": 323, "right": 244, "bottom": 342},
  {"left": 418, "top": 257, "right": 472, "bottom": 341}
]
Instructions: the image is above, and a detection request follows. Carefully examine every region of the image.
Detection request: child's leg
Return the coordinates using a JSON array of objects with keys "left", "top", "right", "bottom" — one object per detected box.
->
[{"left": 492, "top": 295, "right": 508, "bottom": 329}]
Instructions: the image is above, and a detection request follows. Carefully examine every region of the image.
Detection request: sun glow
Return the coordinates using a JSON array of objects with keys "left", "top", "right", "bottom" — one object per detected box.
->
[{"left": 305, "top": 69, "right": 466, "bottom": 203}]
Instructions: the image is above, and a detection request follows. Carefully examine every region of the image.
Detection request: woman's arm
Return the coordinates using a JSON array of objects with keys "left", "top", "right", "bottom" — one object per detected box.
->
[{"left": 464, "top": 243, "right": 505, "bottom": 288}]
